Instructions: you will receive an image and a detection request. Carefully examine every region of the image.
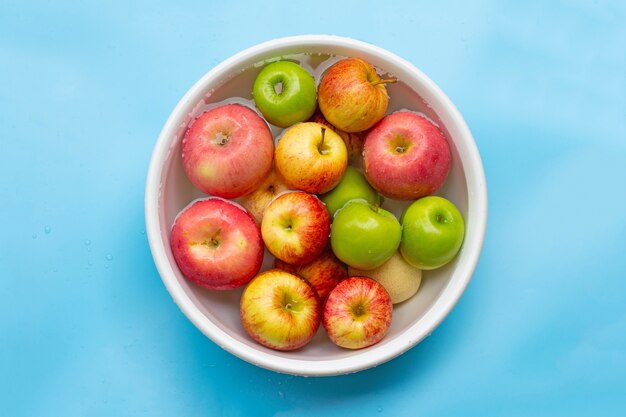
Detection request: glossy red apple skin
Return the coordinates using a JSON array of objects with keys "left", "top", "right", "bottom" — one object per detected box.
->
[
  {"left": 318, "top": 58, "right": 391, "bottom": 133},
  {"left": 240, "top": 269, "right": 321, "bottom": 351},
  {"left": 274, "top": 250, "right": 347, "bottom": 301},
  {"left": 182, "top": 103, "right": 274, "bottom": 198},
  {"left": 323, "top": 276, "right": 393, "bottom": 349},
  {"left": 363, "top": 111, "right": 451, "bottom": 200},
  {"left": 261, "top": 191, "right": 331, "bottom": 265},
  {"left": 170, "top": 198, "right": 263, "bottom": 290}
]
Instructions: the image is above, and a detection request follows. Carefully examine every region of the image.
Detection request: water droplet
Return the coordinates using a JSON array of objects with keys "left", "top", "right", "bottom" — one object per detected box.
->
[
  {"left": 278, "top": 391, "right": 285, "bottom": 399},
  {"left": 44, "top": 225, "right": 51, "bottom": 234},
  {"left": 88, "top": 260, "right": 94, "bottom": 266},
  {"left": 32, "top": 233, "right": 38, "bottom": 239},
  {"left": 84, "top": 239, "right": 91, "bottom": 246},
  {"left": 105, "top": 253, "right": 113, "bottom": 261},
  {"left": 377, "top": 407, "right": 383, "bottom": 412}
]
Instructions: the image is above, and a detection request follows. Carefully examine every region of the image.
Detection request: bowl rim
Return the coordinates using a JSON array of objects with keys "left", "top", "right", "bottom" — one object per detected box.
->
[{"left": 145, "top": 34, "right": 488, "bottom": 376}]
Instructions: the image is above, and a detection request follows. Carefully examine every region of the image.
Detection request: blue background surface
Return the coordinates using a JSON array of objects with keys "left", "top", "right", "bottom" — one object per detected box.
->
[{"left": 1, "top": 1, "right": 625, "bottom": 415}]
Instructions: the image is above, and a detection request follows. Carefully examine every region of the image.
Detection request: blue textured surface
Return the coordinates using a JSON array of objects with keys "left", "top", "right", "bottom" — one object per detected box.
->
[{"left": 1, "top": 1, "right": 625, "bottom": 416}]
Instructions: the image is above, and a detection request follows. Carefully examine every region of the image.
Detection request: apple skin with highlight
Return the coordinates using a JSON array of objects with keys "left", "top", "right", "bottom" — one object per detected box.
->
[
  {"left": 182, "top": 104, "right": 274, "bottom": 198},
  {"left": 240, "top": 269, "right": 321, "bottom": 351},
  {"left": 400, "top": 196, "right": 465, "bottom": 270},
  {"left": 318, "top": 58, "right": 394, "bottom": 133},
  {"left": 363, "top": 111, "right": 451, "bottom": 200},
  {"left": 323, "top": 276, "right": 393, "bottom": 349},
  {"left": 275, "top": 122, "right": 348, "bottom": 194},
  {"left": 261, "top": 191, "right": 331, "bottom": 265},
  {"left": 170, "top": 198, "right": 263, "bottom": 290}
]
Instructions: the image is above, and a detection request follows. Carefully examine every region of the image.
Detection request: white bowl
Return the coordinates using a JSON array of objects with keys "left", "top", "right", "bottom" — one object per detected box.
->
[{"left": 145, "top": 35, "right": 487, "bottom": 376}]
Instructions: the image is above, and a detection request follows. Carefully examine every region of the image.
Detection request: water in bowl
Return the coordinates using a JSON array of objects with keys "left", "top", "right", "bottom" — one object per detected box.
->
[{"left": 162, "top": 53, "right": 465, "bottom": 360}]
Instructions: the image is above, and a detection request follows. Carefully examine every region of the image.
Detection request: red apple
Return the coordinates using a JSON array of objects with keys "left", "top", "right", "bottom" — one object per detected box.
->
[
  {"left": 238, "top": 167, "right": 290, "bottom": 225},
  {"left": 170, "top": 198, "right": 263, "bottom": 290},
  {"left": 318, "top": 58, "right": 395, "bottom": 133},
  {"left": 275, "top": 122, "right": 347, "bottom": 194},
  {"left": 308, "top": 110, "right": 364, "bottom": 162},
  {"left": 182, "top": 103, "right": 274, "bottom": 198},
  {"left": 363, "top": 111, "right": 451, "bottom": 200},
  {"left": 240, "top": 269, "right": 321, "bottom": 351},
  {"left": 261, "top": 191, "right": 330, "bottom": 265},
  {"left": 323, "top": 276, "right": 393, "bottom": 349},
  {"left": 274, "top": 250, "right": 347, "bottom": 301}
]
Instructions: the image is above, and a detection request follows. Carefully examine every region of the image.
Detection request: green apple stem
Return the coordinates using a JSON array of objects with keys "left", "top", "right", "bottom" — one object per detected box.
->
[{"left": 370, "top": 78, "right": 397, "bottom": 87}]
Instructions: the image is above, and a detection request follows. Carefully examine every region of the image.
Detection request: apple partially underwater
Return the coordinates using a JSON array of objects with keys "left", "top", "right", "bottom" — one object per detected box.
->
[
  {"left": 182, "top": 103, "right": 274, "bottom": 198},
  {"left": 261, "top": 191, "right": 330, "bottom": 265},
  {"left": 253, "top": 61, "right": 317, "bottom": 128},
  {"left": 239, "top": 168, "right": 290, "bottom": 225},
  {"left": 401, "top": 196, "right": 465, "bottom": 270},
  {"left": 275, "top": 122, "right": 348, "bottom": 194},
  {"left": 240, "top": 269, "right": 321, "bottom": 351},
  {"left": 323, "top": 276, "right": 393, "bottom": 349},
  {"left": 363, "top": 111, "right": 451, "bottom": 200},
  {"left": 170, "top": 198, "right": 263, "bottom": 290},
  {"left": 274, "top": 250, "right": 347, "bottom": 301},
  {"left": 320, "top": 166, "right": 378, "bottom": 218},
  {"left": 330, "top": 199, "right": 401, "bottom": 270},
  {"left": 318, "top": 57, "right": 395, "bottom": 133}
]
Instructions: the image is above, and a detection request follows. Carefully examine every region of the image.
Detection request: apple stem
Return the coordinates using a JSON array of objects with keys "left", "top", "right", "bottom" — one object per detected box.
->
[
  {"left": 370, "top": 78, "right": 397, "bottom": 87},
  {"left": 318, "top": 127, "right": 330, "bottom": 155}
]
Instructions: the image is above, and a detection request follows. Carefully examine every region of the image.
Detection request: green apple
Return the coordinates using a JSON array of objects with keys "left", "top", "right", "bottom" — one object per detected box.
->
[
  {"left": 321, "top": 166, "right": 379, "bottom": 218},
  {"left": 400, "top": 196, "right": 465, "bottom": 270},
  {"left": 330, "top": 200, "right": 401, "bottom": 270},
  {"left": 252, "top": 61, "right": 317, "bottom": 128}
]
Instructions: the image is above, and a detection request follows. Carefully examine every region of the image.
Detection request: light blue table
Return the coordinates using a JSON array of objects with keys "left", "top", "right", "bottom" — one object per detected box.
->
[{"left": 2, "top": 1, "right": 625, "bottom": 416}]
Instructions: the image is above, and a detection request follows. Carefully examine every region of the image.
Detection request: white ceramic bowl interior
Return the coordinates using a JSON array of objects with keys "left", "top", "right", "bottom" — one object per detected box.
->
[{"left": 145, "top": 35, "right": 487, "bottom": 376}]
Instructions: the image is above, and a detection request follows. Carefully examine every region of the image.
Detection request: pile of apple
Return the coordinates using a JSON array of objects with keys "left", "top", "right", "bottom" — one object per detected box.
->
[{"left": 170, "top": 58, "right": 465, "bottom": 351}]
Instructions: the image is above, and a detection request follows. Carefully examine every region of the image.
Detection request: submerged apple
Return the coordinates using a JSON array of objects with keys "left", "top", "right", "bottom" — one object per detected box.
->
[
  {"left": 239, "top": 168, "right": 290, "bottom": 225},
  {"left": 320, "top": 166, "right": 379, "bottom": 218},
  {"left": 274, "top": 250, "right": 347, "bottom": 301}
]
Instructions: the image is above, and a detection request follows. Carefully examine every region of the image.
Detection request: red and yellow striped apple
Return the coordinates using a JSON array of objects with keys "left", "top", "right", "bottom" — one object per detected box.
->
[
  {"left": 318, "top": 58, "right": 395, "bottom": 133},
  {"left": 261, "top": 191, "right": 330, "bottom": 265},
  {"left": 240, "top": 269, "right": 321, "bottom": 351},
  {"left": 323, "top": 276, "right": 393, "bottom": 349},
  {"left": 275, "top": 122, "right": 347, "bottom": 194}
]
